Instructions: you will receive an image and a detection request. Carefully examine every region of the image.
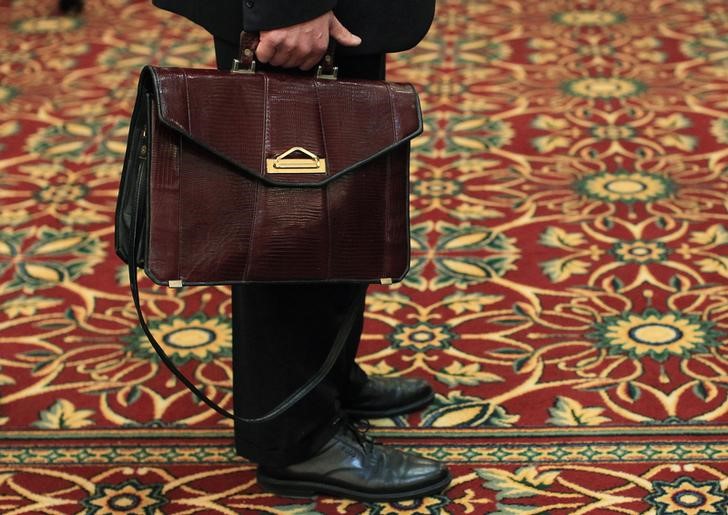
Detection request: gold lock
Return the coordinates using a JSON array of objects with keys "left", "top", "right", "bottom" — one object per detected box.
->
[{"left": 266, "top": 147, "right": 327, "bottom": 174}]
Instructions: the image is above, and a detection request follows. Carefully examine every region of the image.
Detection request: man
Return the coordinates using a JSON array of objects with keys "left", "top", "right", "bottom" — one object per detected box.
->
[{"left": 152, "top": 0, "right": 450, "bottom": 502}]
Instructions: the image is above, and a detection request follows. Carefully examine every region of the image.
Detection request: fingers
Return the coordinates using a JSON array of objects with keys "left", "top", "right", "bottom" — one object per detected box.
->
[
  {"left": 254, "top": 34, "right": 278, "bottom": 65},
  {"left": 256, "top": 12, "right": 360, "bottom": 71},
  {"left": 257, "top": 30, "right": 326, "bottom": 69},
  {"left": 329, "top": 16, "right": 361, "bottom": 47}
]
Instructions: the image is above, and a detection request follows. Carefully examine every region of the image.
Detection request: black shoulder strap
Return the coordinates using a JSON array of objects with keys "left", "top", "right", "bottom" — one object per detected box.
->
[{"left": 128, "top": 156, "right": 364, "bottom": 424}]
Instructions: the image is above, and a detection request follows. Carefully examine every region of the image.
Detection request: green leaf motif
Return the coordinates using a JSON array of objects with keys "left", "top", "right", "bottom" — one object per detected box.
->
[
  {"left": 696, "top": 257, "right": 728, "bottom": 277},
  {"left": 1, "top": 227, "right": 105, "bottom": 293},
  {"left": 360, "top": 360, "right": 396, "bottom": 376},
  {"left": 540, "top": 257, "right": 590, "bottom": 283},
  {"left": 434, "top": 256, "right": 514, "bottom": 284},
  {"left": 400, "top": 257, "right": 428, "bottom": 291},
  {"left": 539, "top": 227, "right": 586, "bottom": 249},
  {"left": 16, "top": 262, "right": 67, "bottom": 286},
  {"left": 532, "top": 134, "right": 571, "bottom": 153},
  {"left": 476, "top": 466, "right": 561, "bottom": 501},
  {"left": 0, "top": 229, "right": 28, "bottom": 256},
  {"left": 693, "top": 382, "right": 708, "bottom": 401},
  {"left": 690, "top": 224, "right": 728, "bottom": 246},
  {"left": 366, "top": 292, "right": 410, "bottom": 315},
  {"left": 627, "top": 381, "right": 641, "bottom": 401},
  {"left": 409, "top": 222, "right": 519, "bottom": 290},
  {"left": 421, "top": 391, "right": 519, "bottom": 428},
  {"left": 547, "top": 396, "right": 611, "bottom": 426},
  {"left": 25, "top": 120, "right": 101, "bottom": 159},
  {"left": 0, "top": 295, "right": 63, "bottom": 317},
  {"left": 444, "top": 291, "right": 503, "bottom": 314},
  {"left": 438, "top": 361, "right": 502, "bottom": 387},
  {"left": 125, "top": 385, "right": 142, "bottom": 406},
  {"left": 33, "top": 400, "right": 95, "bottom": 429}
]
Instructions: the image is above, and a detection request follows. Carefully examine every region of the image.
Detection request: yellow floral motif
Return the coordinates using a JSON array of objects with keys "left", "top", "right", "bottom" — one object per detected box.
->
[
  {"left": 564, "top": 77, "right": 646, "bottom": 99},
  {"left": 13, "top": 17, "right": 82, "bottom": 33},
  {"left": 35, "top": 183, "right": 88, "bottom": 204},
  {"left": 554, "top": 11, "right": 625, "bottom": 27},
  {"left": 576, "top": 171, "right": 675, "bottom": 203},
  {"left": 611, "top": 241, "right": 668, "bottom": 263},
  {"left": 591, "top": 124, "right": 635, "bottom": 140},
  {"left": 594, "top": 311, "right": 719, "bottom": 361},
  {"left": 412, "top": 178, "right": 461, "bottom": 197},
  {"left": 127, "top": 314, "right": 233, "bottom": 364},
  {"left": 647, "top": 478, "right": 728, "bottom": 515},
  {"left": 82, "top": 479, "right": 167, "bottom": 515},
  {"left": 392, "top": 323, "right": 454, "bottom": 353}
]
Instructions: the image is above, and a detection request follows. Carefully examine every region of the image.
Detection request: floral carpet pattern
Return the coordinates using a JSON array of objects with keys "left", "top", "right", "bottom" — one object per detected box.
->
[{"left": 1, "top": 0, "right": 727, "bottom": 513}]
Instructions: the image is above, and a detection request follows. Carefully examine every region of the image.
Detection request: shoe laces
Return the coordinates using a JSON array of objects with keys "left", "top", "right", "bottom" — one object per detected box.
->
[{"left": 339, "top": 417, "right": 375, "bottom": 454}]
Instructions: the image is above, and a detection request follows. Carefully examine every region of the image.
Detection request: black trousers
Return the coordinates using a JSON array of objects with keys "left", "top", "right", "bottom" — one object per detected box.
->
[{"left": 214, "top": 38, "right": 386, "bottom": 467}]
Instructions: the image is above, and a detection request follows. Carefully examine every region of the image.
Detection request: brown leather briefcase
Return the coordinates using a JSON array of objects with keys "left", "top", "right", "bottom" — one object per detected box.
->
[
  {"left": 114, "top": 36, "right": 422, "bottom": 423},
  {"left": 116, "top": 39, "right": 422, "bottom": 287}
]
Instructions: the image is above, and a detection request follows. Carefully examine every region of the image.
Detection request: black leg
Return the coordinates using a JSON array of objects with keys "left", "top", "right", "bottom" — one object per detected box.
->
[{"left": 59, "top": 0, "right": 84, "bottom": 15}]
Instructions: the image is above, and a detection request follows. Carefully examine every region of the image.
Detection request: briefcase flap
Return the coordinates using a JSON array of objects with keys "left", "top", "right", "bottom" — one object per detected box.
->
[{"left": 143, "top": 66, "right": 423, "bottom": 187}]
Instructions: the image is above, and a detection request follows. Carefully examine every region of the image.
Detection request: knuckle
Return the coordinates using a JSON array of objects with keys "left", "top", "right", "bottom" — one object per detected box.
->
[
  {"left": 313, "top": 40, "right": 328, "bottom": 53},
  {"left": 266, "top": 31, "right": 284, "bottom": 45}
]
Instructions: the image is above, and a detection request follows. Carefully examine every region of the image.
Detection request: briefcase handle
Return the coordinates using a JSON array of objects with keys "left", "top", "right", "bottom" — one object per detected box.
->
[{"left": 233, "top": 31, "right": 338, "bottom": 80}]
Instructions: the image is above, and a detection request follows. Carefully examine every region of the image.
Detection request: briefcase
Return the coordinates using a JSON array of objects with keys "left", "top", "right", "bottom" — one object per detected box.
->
[
  {"left": 113, "top": 36, "right": 423, "bottom": 423},
  {"left": 115, "top": 41, "right": 422, "bottom": 287}
]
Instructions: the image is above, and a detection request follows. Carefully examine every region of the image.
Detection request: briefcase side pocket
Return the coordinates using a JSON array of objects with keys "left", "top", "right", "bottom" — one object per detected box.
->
[{"left": 115, "top": 81, "right": 152, "bottom": 268}]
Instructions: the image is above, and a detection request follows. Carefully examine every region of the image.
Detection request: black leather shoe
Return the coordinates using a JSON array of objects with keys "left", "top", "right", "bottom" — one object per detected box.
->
[
  {"left": 343, "top": 377, "right": 435, "bottom": 418},
  {"left": 257, "top": 421, "right": 451, "bottom": 502}
]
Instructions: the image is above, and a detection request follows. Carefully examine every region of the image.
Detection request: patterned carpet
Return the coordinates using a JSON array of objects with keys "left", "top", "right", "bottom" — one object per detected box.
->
[{"left": 2, "top": 0, "right": 728, "bottom": 513}]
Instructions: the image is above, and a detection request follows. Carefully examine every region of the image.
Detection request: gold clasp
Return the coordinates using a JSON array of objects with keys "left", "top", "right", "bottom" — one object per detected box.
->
[{"left": 266, "top": 147, "right": 327, "bottom": 174}]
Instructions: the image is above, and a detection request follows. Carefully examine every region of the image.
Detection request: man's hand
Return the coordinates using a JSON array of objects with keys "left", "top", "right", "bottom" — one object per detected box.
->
[{"left": 256, "top": 11, "right": 361, "bottom": 71}]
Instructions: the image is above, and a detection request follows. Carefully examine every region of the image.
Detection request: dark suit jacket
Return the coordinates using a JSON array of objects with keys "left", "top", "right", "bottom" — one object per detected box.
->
[{"left": 152, "top": 0, "right": 436, "bottom": 55}]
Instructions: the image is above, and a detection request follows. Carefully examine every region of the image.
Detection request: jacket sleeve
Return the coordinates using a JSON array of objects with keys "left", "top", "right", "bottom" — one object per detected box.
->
[{"left": 243, "top": 0, "right": 337, "bottom": 31}]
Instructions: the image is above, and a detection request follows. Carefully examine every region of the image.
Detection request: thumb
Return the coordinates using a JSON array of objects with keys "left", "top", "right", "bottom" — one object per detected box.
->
[{"left": 329, "top": 15, "right": 361, "bottom": 47}]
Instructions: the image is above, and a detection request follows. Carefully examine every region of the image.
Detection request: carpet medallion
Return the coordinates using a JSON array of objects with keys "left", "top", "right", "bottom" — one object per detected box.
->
[{"left": 1, "top": 0, "right": 727, "bottom": 513}]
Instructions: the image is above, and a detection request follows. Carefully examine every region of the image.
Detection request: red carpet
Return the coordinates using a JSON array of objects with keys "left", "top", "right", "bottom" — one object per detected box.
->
[{"left": 1, "top": 0, "right": 727, "bottom": 513}]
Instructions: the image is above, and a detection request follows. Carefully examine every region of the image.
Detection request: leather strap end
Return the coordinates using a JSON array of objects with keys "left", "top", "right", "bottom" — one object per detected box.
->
[
  {"left": 319, "top": 40, "right": 337, "bottom": 76},
  {"left": 238, "top": 31, "right": 260, "bottom": 68}
]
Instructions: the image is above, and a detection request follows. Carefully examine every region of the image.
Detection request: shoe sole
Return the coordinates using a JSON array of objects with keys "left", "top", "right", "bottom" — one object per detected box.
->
[
  {"left": 257, "top": 469, "right": 451, "bottom": 503},
  {"left": 344, "top": 391, "right": 435, "bottom": 419}
]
